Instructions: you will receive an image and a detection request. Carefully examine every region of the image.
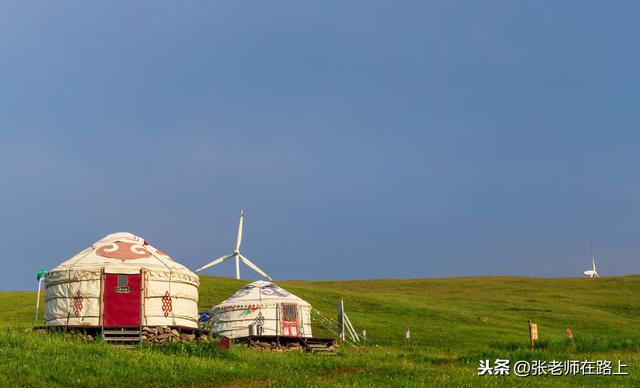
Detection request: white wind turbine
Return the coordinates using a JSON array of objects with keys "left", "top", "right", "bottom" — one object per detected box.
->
[
  {"left": 583, "top": 237, "right": 599, "bottom": 278},
  {"left": 196, "top": 210, "right": 272, "bottom": 280}
]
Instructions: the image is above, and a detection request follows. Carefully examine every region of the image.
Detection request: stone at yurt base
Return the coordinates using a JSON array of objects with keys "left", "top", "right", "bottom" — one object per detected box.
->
[{"left": 140, "top": 326, "right": 209, "bottom": 344}]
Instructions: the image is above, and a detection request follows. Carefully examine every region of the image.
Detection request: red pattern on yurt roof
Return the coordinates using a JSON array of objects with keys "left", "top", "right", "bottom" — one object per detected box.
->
[{"left": 96, "top": 241, "right": 152, "bottom": 260}]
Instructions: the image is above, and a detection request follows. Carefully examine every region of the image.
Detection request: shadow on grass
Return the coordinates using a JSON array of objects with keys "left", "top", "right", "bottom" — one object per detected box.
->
[{"left": 142, "top": 341, "right": 240, "bottom": 360}]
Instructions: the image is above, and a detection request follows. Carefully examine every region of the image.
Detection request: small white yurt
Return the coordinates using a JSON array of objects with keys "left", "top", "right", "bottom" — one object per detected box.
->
[
  {"left": 45, "top": 232, "right": 199, "bottom": 328},
  {"left": 211, "top": 280, "right": 313, "bottom": 338}
]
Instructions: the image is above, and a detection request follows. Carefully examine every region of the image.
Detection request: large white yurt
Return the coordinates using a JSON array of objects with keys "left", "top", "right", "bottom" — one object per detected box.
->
[
  {"left": 45, "top": 232, "right": 199, "bottom": 328},
  {"left": 211, "top": 280, "right": 313, "bottom": 339}
]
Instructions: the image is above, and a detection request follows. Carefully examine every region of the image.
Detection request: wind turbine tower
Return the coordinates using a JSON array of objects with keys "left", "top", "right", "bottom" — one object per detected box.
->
[{"left": 583, "top": 237, "right": 599, "bottom": 278}]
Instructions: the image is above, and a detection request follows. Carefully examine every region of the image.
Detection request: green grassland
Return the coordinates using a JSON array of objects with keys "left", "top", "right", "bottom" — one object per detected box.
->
[{"left": 1, "top": 275, "right": 639, "bottom": 386}]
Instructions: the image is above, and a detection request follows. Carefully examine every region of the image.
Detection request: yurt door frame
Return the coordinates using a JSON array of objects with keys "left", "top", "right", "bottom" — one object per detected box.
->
[
  {"left": 280, "top": 303, "right": 301, "bottom": 337},
  {"left": 102, "top": 271, "right": 142, "bottom": 327}
]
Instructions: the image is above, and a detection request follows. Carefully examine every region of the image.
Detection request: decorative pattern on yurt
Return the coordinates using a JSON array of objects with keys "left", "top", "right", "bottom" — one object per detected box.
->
[
  {"left": 211, "top": 280, "right": 313, "bottom": 338},
  {"left": 45, "top": 232, "right": 199, "bottom": 328}
]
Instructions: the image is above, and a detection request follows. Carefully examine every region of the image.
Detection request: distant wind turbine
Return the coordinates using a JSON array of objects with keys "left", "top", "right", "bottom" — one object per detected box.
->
[
  {"left": 196, "top": 210, "right": 272, "bottom": 280},
  {"left": 583, "top": 237, "right": 599, "bottom": 278}
]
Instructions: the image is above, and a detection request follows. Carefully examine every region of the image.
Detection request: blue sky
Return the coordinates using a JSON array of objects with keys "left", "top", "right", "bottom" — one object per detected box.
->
[{"left": 1, "top": 1, "right": 639, "bottom": 290}]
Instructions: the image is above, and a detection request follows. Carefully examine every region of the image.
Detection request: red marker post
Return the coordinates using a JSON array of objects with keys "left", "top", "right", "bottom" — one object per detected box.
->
[{"left": 566, "top": 328, "right": 575, "bottom": 347}]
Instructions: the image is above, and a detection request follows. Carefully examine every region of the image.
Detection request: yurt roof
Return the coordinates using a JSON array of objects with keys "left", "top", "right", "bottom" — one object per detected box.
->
[
  {"left": 48, "top": 232, "right": 198, "bottom": 283},
  {"left": 215, "top": 280, "right": 310, "bottom": 308}
]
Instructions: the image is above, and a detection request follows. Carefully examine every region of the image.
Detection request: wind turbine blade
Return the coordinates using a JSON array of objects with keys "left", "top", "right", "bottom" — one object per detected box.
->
[
  {"left": 589, "top": 237, "right": 597, "bottom": 271},
  {"left": 236, "top": 210, "right": 244, "bottom": 251},
  {"left": 587, "top": 236, "right": 595, "bottom": 270},
  {"left": 239, "top": 254, "right": 272, "bottom": 280},
  {"left": 195, "top": 254, "right": 233, "bottom": 272}
]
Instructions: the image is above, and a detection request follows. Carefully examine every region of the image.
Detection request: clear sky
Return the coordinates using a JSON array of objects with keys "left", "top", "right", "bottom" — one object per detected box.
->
[{"left": 1, "top": 1, "right": 639, "bottom": 291}]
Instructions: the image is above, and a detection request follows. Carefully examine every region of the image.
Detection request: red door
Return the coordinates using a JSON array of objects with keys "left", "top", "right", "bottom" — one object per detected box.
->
[
  {"left": 103, "top": 273, "right": 142, "bottom": 327},
  {"left": 281, "top": 304, "right": 299, "bottom": 336}
]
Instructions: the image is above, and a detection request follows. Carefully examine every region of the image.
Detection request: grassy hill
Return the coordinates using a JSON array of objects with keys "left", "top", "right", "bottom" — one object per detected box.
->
[{"left": 1, "top": 275, "right": 639, "bottom": 386}]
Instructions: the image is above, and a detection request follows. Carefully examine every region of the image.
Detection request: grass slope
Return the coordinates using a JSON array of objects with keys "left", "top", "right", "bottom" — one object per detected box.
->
[{"left": 1, "top": 275, "right": 639, "bottom": 386}]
